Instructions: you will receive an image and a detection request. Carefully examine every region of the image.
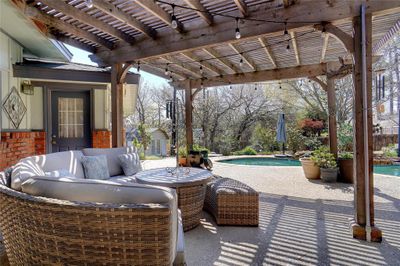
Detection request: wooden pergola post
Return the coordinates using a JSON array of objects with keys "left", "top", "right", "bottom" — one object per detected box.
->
[
  {"left": 327, "top": 76, "right": 338, "bottom": 158},
  {"left": 185, "top": 84, "right": 194, "bottom": 152},
  {"left": 350, "top": 7, "right": 382, "bottom": 242},
  {"left": 111, "top": 62, "right": 132, "bottom": 147}
]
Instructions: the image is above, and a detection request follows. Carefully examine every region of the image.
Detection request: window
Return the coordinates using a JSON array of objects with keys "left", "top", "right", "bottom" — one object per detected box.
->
[{"left": 58, "top": 98, "right": 84, "bottom": 138}]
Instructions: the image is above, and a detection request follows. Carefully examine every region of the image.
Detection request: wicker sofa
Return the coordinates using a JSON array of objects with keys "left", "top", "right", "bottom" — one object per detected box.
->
[{"left": 0, "top": 148, "right": 185, "bottom": 265}]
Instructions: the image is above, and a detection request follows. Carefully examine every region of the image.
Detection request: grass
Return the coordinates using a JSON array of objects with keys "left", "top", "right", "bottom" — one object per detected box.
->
[{"left": 143, "top": 155, "right": 163, "bottom": 160}]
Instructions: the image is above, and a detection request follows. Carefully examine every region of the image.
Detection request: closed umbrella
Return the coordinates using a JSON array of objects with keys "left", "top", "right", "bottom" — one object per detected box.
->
[{"left": 276, "top": 113, "right": 287, "bottom": 154}]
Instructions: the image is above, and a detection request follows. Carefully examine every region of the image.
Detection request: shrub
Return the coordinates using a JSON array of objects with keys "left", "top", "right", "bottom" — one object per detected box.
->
[
  {"left": 339, "top": 152, "right": 353, "bottom": 159},
  {"left": 192, "top": 144, "right": 210, "bottom": 153},
  {"left": 286, "top": 127, "right": 305, "bottom": 153},
  {"left": 304, "top": 137, "right": 322, "bottom": 151},
  {"left": 311, "top": 146, "right": 337, "bottom": 169},
  {"left": 338, "top": 123, "right": 353, "bottom": 152},
  {"left": 233, "top": 146, "right": 257, "bottom": 155},
  {"left": 251, "top": 125, "right": 278, "bottom": 152},
  {"left": 382, "top": 144, "right": 397, "bottom": 158},
  {"left": 178, "top": 146, "right": 187, "bottom": 157},
  {"left": 299, "top": 118, "right": 324, "bottom": 136}
]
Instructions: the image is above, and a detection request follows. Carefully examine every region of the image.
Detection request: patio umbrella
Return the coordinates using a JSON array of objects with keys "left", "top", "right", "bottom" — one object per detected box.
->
[{"left": 276, "top": 113, "right": 287, "bottom": 154}]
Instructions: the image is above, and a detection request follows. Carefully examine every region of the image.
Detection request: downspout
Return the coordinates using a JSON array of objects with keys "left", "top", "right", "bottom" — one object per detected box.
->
[{"left": 361, "top": 4, "right": 372, "bottom": 242}]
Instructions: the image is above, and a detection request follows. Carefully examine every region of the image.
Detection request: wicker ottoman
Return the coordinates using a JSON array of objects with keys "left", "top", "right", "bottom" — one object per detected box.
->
[
  {"left": 0, "top": 234, "right": 9, "bottom": 266},
  {"left": 204, "top": 178, "right": 259, "bottom": 226}
]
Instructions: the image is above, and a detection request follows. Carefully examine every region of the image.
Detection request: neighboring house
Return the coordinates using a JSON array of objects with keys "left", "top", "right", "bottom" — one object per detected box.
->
[
  {"left": 147, "top": 128, "right": 169, "bottom": 157},
  {"left": 0, "top": 1, "right": 139, "bottom": 170}
]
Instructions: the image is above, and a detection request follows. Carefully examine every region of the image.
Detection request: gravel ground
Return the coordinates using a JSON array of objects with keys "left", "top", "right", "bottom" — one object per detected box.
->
[{"left": 142, "top": 157, "right": 400, "bottom": 266}]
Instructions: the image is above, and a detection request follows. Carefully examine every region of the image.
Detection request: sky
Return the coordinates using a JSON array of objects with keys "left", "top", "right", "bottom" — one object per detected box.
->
[{"left": 65, "top": 44, "right": 169, "bottom": 87}]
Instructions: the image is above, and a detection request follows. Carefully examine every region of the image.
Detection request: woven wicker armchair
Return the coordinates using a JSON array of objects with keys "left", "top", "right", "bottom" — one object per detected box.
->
[{"left": 0, "top": 176, "right": 181, "bottom": 266}]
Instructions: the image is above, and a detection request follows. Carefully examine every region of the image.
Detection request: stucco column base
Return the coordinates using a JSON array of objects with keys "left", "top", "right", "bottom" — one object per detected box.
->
[{"left": 349, "top": 219, "right": 382, "bottom": 242}]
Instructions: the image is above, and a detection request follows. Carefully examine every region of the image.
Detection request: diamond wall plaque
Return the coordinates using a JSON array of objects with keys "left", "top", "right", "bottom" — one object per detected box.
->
[{"left": 2, "top": 86, "right": 27, "bottom": 129}]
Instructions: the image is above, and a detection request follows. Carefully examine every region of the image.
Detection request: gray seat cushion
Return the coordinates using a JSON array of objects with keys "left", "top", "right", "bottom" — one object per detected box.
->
[
  {"left": 81, "top": 155, "right": 110, "bottom": 180},
  {"left": 107, "top": 175, "right": 137, "bottom": 183},
  {"left": 82, "top": 147, "right": 136, "bottom": 176},
  {"left": 20, "top": 150, "right": 85, "bottom": 179}
]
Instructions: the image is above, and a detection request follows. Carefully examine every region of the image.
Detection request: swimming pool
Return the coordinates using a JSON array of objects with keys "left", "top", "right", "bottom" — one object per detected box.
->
[{"left": 219, "top": 157, "right": 400, "bottom": 177}]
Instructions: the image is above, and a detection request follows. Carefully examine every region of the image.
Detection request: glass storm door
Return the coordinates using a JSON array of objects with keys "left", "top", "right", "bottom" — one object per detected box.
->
[{"left": 51, "top": 91, "right": 91, "bottom": 152}]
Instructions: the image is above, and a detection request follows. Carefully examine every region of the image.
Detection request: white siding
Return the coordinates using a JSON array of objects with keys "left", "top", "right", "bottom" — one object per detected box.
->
[{"left": 145, "top": 130, "right": 169, "bottom": 156}]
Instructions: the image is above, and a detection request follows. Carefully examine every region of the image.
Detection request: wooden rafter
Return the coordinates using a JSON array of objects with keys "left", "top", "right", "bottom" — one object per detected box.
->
[
  {"left": 23, "top": 5, "right": 114, "bottom": 49},
  {"left": 182, "top": 0, "right": 213, "bottom": 25},
  {"left": 202, "top": 48, "right": 239, "bottom": 74},
  {"left": 36, "top": 0, "right": 135, "bottom": 44},
  {"left": 233, "top": 0, "right": 248, "bottom": 17},
  {"left": 140, "top": 61, "right": 187, "bottom": 80},
  {"left": 135, "top": 0, "right": 184, "bottom": 33},
  {"left": 290, "top": 31, "right": 301, "bottom": 65},
  {"left": 229, "top": 43, "right": 257, "bottom": 71},
  {"left": 177, "top": 63, "right": 327, "bottom": 88},
  {"left": 321, "top": 33, "right": 330, "bottom": 63},
  {"left": 93, "top": 0, "right": 400, "bottom": 63},
  {"left": 91, "top": 0, "right": 156, "bottom": 39},
  {"left": 258, "top": 37, "right": 277, "bottom": 68},
  {"left": 373, "top": 19, "right": 400, "bottom": 54},
  {"left": 53, "top": 34, "right": 97, "bottom": 53},
  {"left": 163, "top": 56, "right": 202, "bottom": 79},
  {"left": 181, "top": 52, "right": 221, "bottom": 76},
  {"left": 315, "top": 23, "right": 353, "bottom": 53}
]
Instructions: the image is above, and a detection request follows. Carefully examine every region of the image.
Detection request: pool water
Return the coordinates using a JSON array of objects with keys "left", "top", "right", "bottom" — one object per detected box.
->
[{"left": 220, "top": 157, "right": 400, "bottom": 177}]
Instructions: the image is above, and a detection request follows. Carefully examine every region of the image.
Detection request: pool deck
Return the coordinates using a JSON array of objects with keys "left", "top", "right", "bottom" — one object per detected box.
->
[{"left": 142, "top": 156, "right": 400, "bottom": 266}]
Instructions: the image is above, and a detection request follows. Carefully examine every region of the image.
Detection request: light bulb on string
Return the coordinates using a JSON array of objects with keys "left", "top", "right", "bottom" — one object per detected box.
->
[
  {"left": 171, "top": 4, "right": 178, "bottom": 29},
  {"left": 321, "top": 25, "right": 327, "bottom": 38},
  {"left": 235, "top": 18, "right": 241, "bottom": 39},
  {"left": 169, "top": 75, "right": 173, "bottom": 82},
  {"left": 200, "top": 81, "right": 204, "bottom": 89},
  {"left": 165, "top": 64, "right": 169, "bottom": 76},
  {"left": 239, "top": 54, "right": 244, "bottom": 67},
  {"left": 199, "top": 64, "right": 203, "bottom": 74},
  {"left": 283, "top": 22, "right": 289, "bottom": 38},
  {"left": 85, "top": 0, "right": 93, "bottom": 8},
  {"left": 136, "top": 61, "right": 141, "bottom": 73},
  {"left": 254, "top": 84, "right": 257, "bottom": 91},
  {"left": 286, "top": 41, "right": 290, "bottom": 50}
]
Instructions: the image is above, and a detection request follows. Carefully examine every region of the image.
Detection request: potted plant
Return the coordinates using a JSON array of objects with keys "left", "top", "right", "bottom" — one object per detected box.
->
[
  {"left": 338, "top": 152, "right": 353, "bottom": 183},
  {"left": 178, "top": 146, "right": 188, "bottom": 166},
  {"left": 311, "top": 147, "right": 338, "bottom": 182},
  {"left": 300, "top": 152, "right": 320, "bottom": 179}
]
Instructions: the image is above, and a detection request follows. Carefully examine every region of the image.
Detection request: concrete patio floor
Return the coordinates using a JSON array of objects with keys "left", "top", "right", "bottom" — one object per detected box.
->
[{"left": 142, "top": 157, "right": 400, "bottom": 266}]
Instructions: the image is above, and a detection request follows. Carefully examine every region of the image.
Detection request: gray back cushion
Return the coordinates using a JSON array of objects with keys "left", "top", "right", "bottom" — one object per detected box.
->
[
  {"left": 82, "top": 147, "right": 136, "bottom": 176},
  {"left": 22, "top": 150, "right": 85, "bottom": 179}
]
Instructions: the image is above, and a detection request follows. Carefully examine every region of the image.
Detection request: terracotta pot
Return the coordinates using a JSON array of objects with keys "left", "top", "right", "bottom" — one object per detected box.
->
[
  {"left": 320, "top": 167, "right": 338, "bottom": 183},
  {"left": 300, "top": 158, "right": 320, "bottom": 179},
  {"left": 179, "top": 157, "right": 187, "bottom": 166},
  {"left": 338, "top": 158, "right": 354, "bottom": 183}
]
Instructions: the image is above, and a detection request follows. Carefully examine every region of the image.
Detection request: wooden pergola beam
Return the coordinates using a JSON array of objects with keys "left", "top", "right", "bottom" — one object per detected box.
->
[
  {"left": 315, "top": 23, "right": 354, "bottom": 53},
  {"left": 36, "top": 0, "right": 135, "bottom": 44},
  {"left": 163, "top": 56, "right": 202, "bottom": 79},
  {"left": 233, "top": 0, "right": 248, "bottom": 17},
  {"left": 91, "top": 0, "right": 157, "bottom": 39},
  {"left": 203, "top": 48, "right": 239, "bottom": 74},
  {"left": 308, "top": 76, "right": 327, "bottom": 91},
  {"left": 258, "top": 37, "right": 277, "bottom": 69},
  {"left": 135, "top": 0, "right": 184, "bottom": 33},
  {"left": 321, "top": 33, "right": 330, "bottom": 63},
  {"left": 23, "top": 5, "right": 115, "bottom": 50},
  {"left": 93, "top": 0, "right": 400, "bottom": 63},
  {"left": 282, "top": 0, "right": 296, "bottom": 8},
  {"left": 176, "top": 63, "right": 326, "bottom": 88},
  {"left": 182, "top": 0, "right": 213, "bottom": 25},
  {"left": 181, "top": 52, "right": 221, "bottom": 76},
  {"left": 290, "top": 31, "right": 301, "bottom": 65},
  {"left": 52, "top": 34, "right": 97, "bottom": 53},
  {"left": 229, "top": 43, "right": 257, "bottom": 71},
  {"left": 141, "top": 62, "right": 187, "bottom": 80}
]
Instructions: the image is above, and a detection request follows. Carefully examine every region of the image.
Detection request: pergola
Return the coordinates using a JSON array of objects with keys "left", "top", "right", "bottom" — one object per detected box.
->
[{"left": 11, "top": 0, "right": 400, "bottom": 243}]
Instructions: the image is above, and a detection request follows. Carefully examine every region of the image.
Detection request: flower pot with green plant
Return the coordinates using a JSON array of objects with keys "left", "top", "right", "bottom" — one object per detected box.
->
[
  {"left": 338, "top": 152, "right": 353, "bottom": 183},
  {"left": 311, "top": 147, "right": 338, "bottom": 182},
  {"left": 300, "top": 152, "right": 320, "bottom": 179}
]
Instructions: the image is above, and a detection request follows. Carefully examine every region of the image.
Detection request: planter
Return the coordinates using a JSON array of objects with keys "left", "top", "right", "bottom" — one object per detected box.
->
[
  {"left": 179, "top": 157, "right": 187, "bottom": 166},
  {"left": 320, "top": 168, "right": 338, "bottom": 182},
  {"left": 338, "top": 158, "right": 353, "bottom": 183},
  {"left": 300, "top": 158, "right": 320, "bottom": 179}
]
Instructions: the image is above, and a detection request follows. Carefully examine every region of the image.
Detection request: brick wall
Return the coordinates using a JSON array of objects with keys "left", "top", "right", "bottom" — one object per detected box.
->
[
  {"left": 92, "top": 130, "right": 112, "bottom": 148},
  {"left": 0, "top": 131, "right": 46, "bottom": 171}
]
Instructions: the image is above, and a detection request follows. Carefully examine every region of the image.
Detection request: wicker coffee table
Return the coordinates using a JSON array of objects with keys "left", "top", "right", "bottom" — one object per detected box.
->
[{"left": 135, "top": 167, "right": 213, "bottom": 231}]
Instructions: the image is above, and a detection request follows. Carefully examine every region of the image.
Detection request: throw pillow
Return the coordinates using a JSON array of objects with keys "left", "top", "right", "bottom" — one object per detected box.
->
[
  {"left": 118, "top": 153, "right": 142, "bottom": 176},
  {"left": 81, "top": 155, "right": 110, "bottom": 180}
]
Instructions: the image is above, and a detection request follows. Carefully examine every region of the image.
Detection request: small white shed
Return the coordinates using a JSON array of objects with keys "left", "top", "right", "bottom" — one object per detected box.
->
[{"left": 146, "top": 128, "right": 169, "bottom": 157}]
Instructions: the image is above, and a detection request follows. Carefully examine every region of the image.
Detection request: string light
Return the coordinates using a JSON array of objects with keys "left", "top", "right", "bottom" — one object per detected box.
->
[
  {"left": 286, "top": 40, "right": 290, "bottom": 50},
  {"left": 235, "top": 18, "right": 241, "bottom": 39},
  {"left": 165, "top": 63, "right": 170, "bottom": 76},
  {"left": 85, "top": 0, "right": 93, "bottom": 8},
  {"left": 200, "top": 81, "right": 204, "bottom": 89},
  {"left": 239, "top": 54, "right": 244, "bottom": 67},
  {"left": 137, "top": 61, "right": 141, "bottom": 72},
  {"left": 284, "top": 22, "right": 289, "bottom": 37},
  {"left": 199, "top": 64, "right": 203, "bottom": 74},
  {"left": 254, "top": 84, "right": 257, "bottom": 91},
  {"left": 321, "top": 25, "right": 327, "bottom": 38},
  {"left": 171, "top": 4, "right": 178, "bottom": 29},
  {"left": 169, "top": 75, "right": 173, "bottom": 82}
]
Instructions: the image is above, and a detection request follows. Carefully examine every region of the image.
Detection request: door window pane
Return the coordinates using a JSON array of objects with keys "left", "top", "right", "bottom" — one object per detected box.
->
[{"left": 58, "top": 98, "right": 84, "bottom": 138}]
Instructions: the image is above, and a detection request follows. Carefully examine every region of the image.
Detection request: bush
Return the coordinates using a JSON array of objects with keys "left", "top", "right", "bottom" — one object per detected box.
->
[
  {"left": 304, "top": 137, "right": 322, "bottom": 151},
  {"left": 251, "top": 124, "right": 278, "bottom": 152},
  {"left": 339, "top": 152, "right": 353, "bottom": 159},
  {"left": 311, "top": 146, "right": 337, "bottom": 169},
  {"left": 382, "top": 144, "right": 397, "bottom": 158},
  {"left": 192, "top": 144, "right": 210, "bottom": 153},
  {"left": 286, "top": 127, "right": 305, "bottom": 153},
  {"left": 233, "top": 146, "right": 257, "bottom": 155},
  {"left": 178, "top": 146, "right": 187, "bottom": 157},
  {"left": 338, "top": 123, "right": 353, "bottom": 152}
]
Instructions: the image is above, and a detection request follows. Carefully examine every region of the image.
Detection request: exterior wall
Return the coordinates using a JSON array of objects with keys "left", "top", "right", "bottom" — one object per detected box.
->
[
  {"left": 92, "top": 130, "right": 112, "bottom": 148},
  {"left": 0, "top": 131, "right": 46, "bottom": 170},
  {"left": 146, "top": 130, "right": 169, "bottom": 157},
  {"left": 373, "top": 134, "right": 398, "bottom": 151}
]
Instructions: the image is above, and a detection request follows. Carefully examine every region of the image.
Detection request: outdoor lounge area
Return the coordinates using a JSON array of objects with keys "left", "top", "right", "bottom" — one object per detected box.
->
[{"left": 1, "top": 0, "right": 400, "bottom": 265}]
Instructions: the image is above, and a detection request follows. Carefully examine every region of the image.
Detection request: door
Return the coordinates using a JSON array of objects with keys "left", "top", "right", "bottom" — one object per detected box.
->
[{"left": 51, "top": 91, "right": 91, "bottom": 152}]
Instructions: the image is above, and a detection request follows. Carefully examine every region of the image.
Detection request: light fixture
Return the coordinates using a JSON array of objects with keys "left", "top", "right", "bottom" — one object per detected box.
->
[
  {"left": 239, "top": 54, "right": 244, "bottom": 67},
  {"left": 199, "top": 64, "right": 203, "bottom": 74},
  {"left": 283, "top": 22, "right": 288, "bottom": 37},
  {"left": 169, "top": 75, "right": 173, "bottom": 82},
  {"left": 286, "top": 41, "right": 290, "bottom": 50},
  {"left": 200, "top": 81, "right": 204, "bottom": 89},
  {"left": 85, "top": 0, "right": 93, "bottom": 8},
  {"left": 254, "top": 85, "right": 257, "bottom": 91},
  {"left": 321, "top": 25, "right": 327, "bottom": 38},
  {"left": 235, "top": 18, "right": 241, "bottom": 39},
  {"left": 230, "top": 85, "right": 233, "bottom": 89},
  {"left": 165, "top": 64, "right": 169, "bottom": 76},
  {"left": 136, "top": 61, "right": 141, "bottom": 73},
  {"left": 171, "top": 4, "right": 178, "bottom": 29}
]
